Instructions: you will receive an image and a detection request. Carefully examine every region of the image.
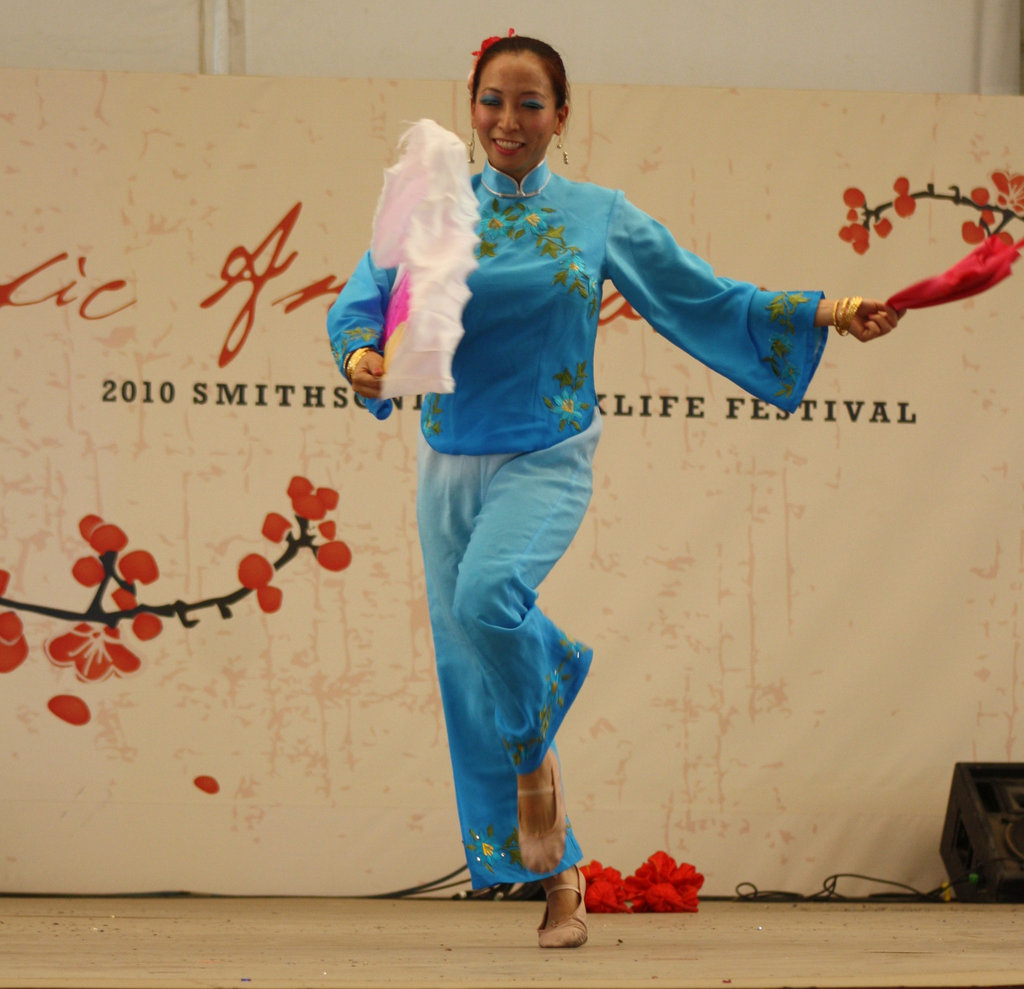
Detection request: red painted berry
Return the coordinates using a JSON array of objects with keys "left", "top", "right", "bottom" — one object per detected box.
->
[
  {"left": 262, "top": 512, "right": 291, "bottom": 542},
  {"left": 194, "top": 775, "right": 220, "bottom": 794},
  {"left": 89, "top": 523, "right": 129, "bottom": 554},
  {"left": 293, "top": 494, "right": 327, "bottom": 521},
  {"left": 0, "top": 610, "right": 24, "bottom": 641},
  {"left": 78, "top": 515, "right": 104, "bottom": 541},
  {"left": 316, "top": 487, "right": 339, "bottom": 511},
  {"left": 238, "top": 553, "right": 273, "bottom": 589},
  {"left": 48, "top": 694, "right": 91, "bottom": 726},
  {"left": 72, "top": 557, "right": 105, "bottom": 587},
  {"left": 257, "top": 584, "right": 283, "bottom": 613},
  {"left": 132, "top": 613, "right": 163, "bottom": 641},
  {"left": 843, "top": 187, "right": 866, "bottom": 208},
  {"left": 287, "top": 476, "right": 314, "bottom": 499},
  {"left": 317, "top": 541, "right": 352, "bottom": 572},
  {"left": 893, "top": 195, "right": 916, "bottom": 218},
  {"left": 118, "top": 549, "right": 159, "bottom": 584}
]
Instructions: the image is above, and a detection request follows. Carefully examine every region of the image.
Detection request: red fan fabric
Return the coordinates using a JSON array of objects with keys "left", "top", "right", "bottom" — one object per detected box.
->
[{"left": 886, "top": 235, "right": 1024, "bottom": 312}]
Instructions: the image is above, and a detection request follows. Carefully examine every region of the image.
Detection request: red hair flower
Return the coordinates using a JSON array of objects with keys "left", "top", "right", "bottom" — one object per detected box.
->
[
  {"left": 624, "top": 850, "right": 705, "bottom": 913},
  {"left": 580, "top": 859, "right": 632, "bottom": 913},
  {"left": 472, "top": 28, "right": 515, "bottom": 61},
  {"left": 469, "top": 29, "right": 515, "bottom": 90}
]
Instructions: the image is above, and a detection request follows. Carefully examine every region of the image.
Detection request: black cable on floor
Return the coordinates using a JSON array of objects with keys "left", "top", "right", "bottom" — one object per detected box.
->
[{"left": 398, "top": 854, "right": 1024, "bottom": 904}]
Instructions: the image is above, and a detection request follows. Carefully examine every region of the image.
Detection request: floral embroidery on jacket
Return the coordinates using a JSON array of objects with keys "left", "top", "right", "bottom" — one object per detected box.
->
[
  {"left": 465, "top": 824, "right": 523, "bottom": 873},
  {"left": 763, "top": 292, "right": 809, "bottom": 401},
  {"left": 476, "top": 199, "right": 599, "bottom": 315},
  {"left": 331, "top": 326, "right": 380, "bottom": 370},
  {"left": 477, "top": 199, "right": 549, "bottom": 254},
  {"left": 544, "top": 363, "right": 592, "bottom": 432}
]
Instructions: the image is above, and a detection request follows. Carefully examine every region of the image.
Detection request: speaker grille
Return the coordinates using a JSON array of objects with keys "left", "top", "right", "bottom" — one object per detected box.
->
[{"left": 939, "top": 763, "right": 1024, "bottom": 902}]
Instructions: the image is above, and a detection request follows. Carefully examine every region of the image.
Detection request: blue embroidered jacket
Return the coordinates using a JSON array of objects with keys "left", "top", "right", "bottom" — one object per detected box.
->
[{"left": 327, "top": 160, "right": 827, "bottom": 455}]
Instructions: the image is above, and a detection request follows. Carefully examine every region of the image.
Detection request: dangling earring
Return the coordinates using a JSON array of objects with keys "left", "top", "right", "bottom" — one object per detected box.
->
[
  {"left": 557, "top": 134, "right": 568, "bottom": 165},
  {"left": 467, "top": 130, "right": 476, "bottom": 164}
]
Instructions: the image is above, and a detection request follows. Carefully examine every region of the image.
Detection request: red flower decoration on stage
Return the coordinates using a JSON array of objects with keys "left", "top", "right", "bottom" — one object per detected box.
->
[
  {"left": 580, "top": 860, "right": 631, "bottom": 913},
  {"left": 623, "top": 850, "right": 705, "bottom": 913},
  {"left": 45, "top": 623, "right": 142, "bottom": 683},
  {"left": 581, "top": 851, "right": 704, "bottom": 913}
]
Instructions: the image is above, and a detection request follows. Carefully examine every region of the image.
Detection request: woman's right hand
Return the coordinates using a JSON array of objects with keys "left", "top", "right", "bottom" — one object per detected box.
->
[{"left": 349, "top": 349, "right": 385, "bottom": 399}]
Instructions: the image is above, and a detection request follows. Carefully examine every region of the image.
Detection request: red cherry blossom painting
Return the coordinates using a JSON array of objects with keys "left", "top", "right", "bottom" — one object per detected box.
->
[
  {"left": 840, "top": 170, "right": 1024, "bottom": 256},
  {"left": 0, "top": 476, "right": 353, "bottom": 763}
]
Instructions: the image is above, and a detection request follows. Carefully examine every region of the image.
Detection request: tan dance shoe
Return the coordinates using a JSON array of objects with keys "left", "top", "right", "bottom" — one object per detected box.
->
[
  {"left": 517, "top": 748, "right": 567, "bottom": 874},
  {"left": 538, "top": 865, "right": 588, "bottom": 948}
]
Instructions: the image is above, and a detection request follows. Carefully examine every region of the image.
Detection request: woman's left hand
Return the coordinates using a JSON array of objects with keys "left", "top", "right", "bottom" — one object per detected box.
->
[
  {"left": 846, "top": 298, "right": 901, "bottom": 342},
  {"left": 819, "top": 297, "right": 902, "bottom": 342}
]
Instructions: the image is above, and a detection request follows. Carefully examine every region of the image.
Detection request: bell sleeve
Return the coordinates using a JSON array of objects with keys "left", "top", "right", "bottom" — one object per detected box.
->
[
  {"left": 326, "top": 251, "right": 395, "bottom": 421},
  {"left": 604, "top": 193, "right": 827, "bottom": 413}
]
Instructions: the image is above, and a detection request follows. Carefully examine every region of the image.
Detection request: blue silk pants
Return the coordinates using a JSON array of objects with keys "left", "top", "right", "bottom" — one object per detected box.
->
[{"left": 416, "top": 414, "right": 601, "bottom": 886}]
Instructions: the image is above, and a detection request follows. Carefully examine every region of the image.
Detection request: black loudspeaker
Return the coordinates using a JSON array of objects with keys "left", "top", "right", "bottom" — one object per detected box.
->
[{"left": 939, "top": 762, "right": 1024, "bottom": 902}]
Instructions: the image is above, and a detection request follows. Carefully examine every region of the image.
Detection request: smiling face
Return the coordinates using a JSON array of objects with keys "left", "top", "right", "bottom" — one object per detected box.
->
[{"left": 471, "top": 51, "right": 569, "bottom": 183}]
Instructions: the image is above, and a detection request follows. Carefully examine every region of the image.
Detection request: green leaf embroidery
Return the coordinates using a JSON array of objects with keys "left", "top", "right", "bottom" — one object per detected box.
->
[{"left": 762, "top": 292, "right": 808, "bottom": 392}]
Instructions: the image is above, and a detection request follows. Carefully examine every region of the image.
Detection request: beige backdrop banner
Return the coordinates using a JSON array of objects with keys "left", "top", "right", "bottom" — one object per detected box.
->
[{"left": 1, "top": 68, "right": 1022, "bottom": 896}]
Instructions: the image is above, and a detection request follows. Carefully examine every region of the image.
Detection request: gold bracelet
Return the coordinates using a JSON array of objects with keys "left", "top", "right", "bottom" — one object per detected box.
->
[
  {"left": 344, "top": 347, "right": 372, "bottom": 382},
  {"left": 834, "top": 296, "right": 863, "bottom": 336},
  {"left": 844, "top": 296, "right": 863, "bottom": 331},
  {"left": 832, "top": 299, "right": 844, "bottom": 334}
]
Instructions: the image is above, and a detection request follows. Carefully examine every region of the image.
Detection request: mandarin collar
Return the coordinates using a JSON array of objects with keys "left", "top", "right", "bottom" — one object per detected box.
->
[{"left": 480, "top": 160, "right": 551, "bottom": 198}]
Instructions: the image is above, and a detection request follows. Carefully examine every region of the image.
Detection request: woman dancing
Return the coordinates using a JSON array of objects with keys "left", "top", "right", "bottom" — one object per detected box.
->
[{"left": 327, "top": 33, "right": 900, "bottom": 948}]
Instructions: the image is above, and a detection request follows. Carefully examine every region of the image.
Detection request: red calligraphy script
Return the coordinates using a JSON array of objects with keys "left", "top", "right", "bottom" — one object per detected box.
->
[
  {"left": 0, "top": 253, "right": 135, "bottom": 320},
  {"left": 273, "top": 275, "right": 347, "bottom": 315},
  {"left": 201, "top": 203, "right": 303, "bottom": 367}
]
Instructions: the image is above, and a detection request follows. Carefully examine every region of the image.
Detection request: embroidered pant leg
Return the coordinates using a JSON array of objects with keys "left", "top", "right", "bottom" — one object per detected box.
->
[{"left": 416, "top": 415, "right": 600, "bottom": 885}]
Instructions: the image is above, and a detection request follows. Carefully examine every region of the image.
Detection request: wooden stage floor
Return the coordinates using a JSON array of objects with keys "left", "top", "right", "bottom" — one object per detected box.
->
[{"left": 0, "top": 896, "right": 1021, "bottom": 988}]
